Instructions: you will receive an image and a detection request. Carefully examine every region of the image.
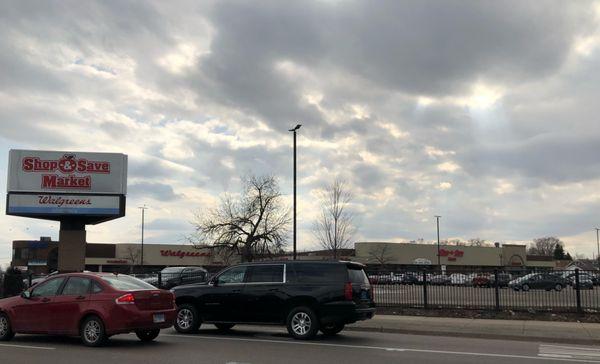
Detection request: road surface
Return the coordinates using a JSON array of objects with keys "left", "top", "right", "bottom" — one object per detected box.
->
[{"left": 1, "top": 325, "right": 599, "bottom": 364}]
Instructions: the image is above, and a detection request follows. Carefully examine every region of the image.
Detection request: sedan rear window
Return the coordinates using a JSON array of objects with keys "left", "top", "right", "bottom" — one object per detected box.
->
[{"left": 100, "top": 275, "right": 156, "bottom": 291}]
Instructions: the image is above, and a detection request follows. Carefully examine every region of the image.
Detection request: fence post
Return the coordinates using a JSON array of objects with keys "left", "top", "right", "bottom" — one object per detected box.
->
[
  {"left": 158, "top": 271, "right": 162, "bottom": 288},
  {"left": 494, "top": 269, "right": 500, "bottom": 311},
  {"left": 28, "top": 273, "right": 32, "bottom": 288},
  {"left": 422, "top": 270, "right": 428, "bottom": 309},
  {"left": 575, "top": 269, "right": 582, "bottom": 315}
]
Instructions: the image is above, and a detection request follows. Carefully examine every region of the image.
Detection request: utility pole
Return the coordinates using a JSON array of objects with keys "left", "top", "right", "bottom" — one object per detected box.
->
[
  {"left": 435, "top": 215, "right": 441, "bottom": 270},
  {"left": 139, "top": 205, "right": 148, "bottom": 269},
  {"left": 289, "top": 124, "right": 301, "bottom": 260},
  {"left": 594, "top": 228, "right": 600, "bottom": 270}
]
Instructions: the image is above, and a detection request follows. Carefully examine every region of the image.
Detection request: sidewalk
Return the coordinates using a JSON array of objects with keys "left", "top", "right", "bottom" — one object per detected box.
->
[{"left": 347, "top": 315, "right": 600, "bottom": 344}]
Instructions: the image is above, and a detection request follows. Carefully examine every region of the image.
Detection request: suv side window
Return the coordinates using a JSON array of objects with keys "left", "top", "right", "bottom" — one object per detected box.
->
[
  {"left": 246, "top": 265, "right": 284, "bottom": 284},
  {"left": 31, "top": 278, "right": 65, "bottom": 298},
  {"left": 292, "top": 264, "right": 346, "bottom": 283},
  {"left": 216, "top": 266, "right": 247, "bottom": 285}
]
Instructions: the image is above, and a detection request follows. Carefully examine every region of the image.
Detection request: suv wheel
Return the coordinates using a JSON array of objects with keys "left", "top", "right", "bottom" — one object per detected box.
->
[
  {"left": 174, "top": 304, "right": 201, "bottom": 334},
  {"left": 135, "top": 328, "right": 160, "bottom": 342},
  {"left": 81, "top": 316, "right": 107, "bottom": 347},
  {"left": 0, "top": 313, "right": 15, "bottom": 341},
  {"left": 286, "top": 306, "right": 319, "bottom": 340},
  {"left": 214, "top": 323, "right": 235, "bottom": 331},
  {"left": 321, "top": 323, "right": 344, "bottom": 336}
]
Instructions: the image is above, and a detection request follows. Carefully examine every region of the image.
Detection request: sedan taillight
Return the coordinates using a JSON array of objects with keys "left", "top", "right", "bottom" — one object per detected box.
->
[{"left": 115, "top": 293, "right": 135, "bottom": 305}]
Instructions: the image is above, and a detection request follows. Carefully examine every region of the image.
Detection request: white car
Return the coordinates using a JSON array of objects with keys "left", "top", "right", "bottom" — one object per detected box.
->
[{"left": 450, "top": 273, "right": 470, "bottom": 286}]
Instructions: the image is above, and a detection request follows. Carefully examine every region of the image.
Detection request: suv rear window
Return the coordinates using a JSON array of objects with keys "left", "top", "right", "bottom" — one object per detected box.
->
[
  {"left": 100, "top": 275, "right": 156, "bottom": 291},
  {"left": 293, "top": 263, "right": 346, "bottom": 283},
  {"left": 348, "top": 268, "right": 370, "bottom": 285}
]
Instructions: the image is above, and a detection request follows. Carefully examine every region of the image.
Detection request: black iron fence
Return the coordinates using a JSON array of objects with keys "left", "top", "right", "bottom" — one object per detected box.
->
[{"left": 368, "top": 268, "right": 600, "bottom": 313}]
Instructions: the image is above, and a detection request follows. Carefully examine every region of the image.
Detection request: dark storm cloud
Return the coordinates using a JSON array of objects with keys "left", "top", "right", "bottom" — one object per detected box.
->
[
  {"left": 459, "top": 133, "right": 600, "bottom": 183},
  {"left": 128, "top": 182, "right": 181, "bottom": 201},
  {"left": 193, "top": 0, "right": 594, "bottom": 132}
]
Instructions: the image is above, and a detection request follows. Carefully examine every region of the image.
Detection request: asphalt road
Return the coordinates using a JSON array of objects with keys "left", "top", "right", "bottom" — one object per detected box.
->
[
  {"left": 374, "top": 284, "right": 600, "bottom": 310},
  {"left": 2, "top": 325, "right": 600, "bottom": 364}
]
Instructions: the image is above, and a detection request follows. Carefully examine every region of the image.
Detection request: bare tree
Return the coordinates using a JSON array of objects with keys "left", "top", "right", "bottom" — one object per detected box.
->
[
  {"left": 190, "top": 175, "right": 290, "bottom": 262},
  {"left": 313, "top": 179, "right": 356, "bottom": 260},
  {"left": 468, "top": 238, "right": 487, "bottom": 247},
  {"left": 368, "top": 244, "right": 393, "bottom": 269},
  {"left": 528, "top": 236, "right": 563, "bottom": 256},
  {"left": 124, "top": 246, "right": 141, "bottom": 273}
]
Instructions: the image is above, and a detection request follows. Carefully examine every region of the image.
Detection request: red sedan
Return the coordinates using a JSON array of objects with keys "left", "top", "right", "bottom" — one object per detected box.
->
[{"left": 0, "top": 272, "right": 176, "bottom": 346}]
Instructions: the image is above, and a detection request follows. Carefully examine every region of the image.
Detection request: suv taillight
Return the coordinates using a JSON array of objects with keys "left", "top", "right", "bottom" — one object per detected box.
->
[
  {"left": 344, "top": 282, "right": 353, "bottom": 300},
  {"left": 115, "top": 293, "right": 135, "bottom": 305}
]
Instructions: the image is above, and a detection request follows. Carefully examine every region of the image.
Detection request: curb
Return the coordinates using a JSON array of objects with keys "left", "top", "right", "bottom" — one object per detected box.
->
[{"left": 345, "top": 325, "right": 600, "bottom": 345}]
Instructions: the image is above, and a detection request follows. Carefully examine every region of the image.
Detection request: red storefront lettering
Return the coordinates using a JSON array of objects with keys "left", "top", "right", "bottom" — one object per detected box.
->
[
  {"left": 160, "top": 250, "right": 211, "bottom": 258},
  {"left": 41, "top": 175, "right": 91, "bottom": 189}
]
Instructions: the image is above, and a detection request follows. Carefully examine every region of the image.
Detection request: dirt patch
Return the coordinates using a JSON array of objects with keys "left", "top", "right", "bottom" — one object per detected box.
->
[{"left": 376, "top": 307, "right": 600, "bottom": 323}]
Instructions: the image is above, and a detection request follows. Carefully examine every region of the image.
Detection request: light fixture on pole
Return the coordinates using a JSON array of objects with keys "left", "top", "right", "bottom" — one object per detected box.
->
[
  {"left": 289, "top": 124, "right": 301, "bottom": 260},
  {"left": 435, "top": 215, "right": 441, "bottom": 270},
  {"left": 139, "top": 205, "right": 148, "bottom": 269}
]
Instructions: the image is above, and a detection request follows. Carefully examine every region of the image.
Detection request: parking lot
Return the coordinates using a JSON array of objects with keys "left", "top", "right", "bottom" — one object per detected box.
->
[
  {"left": 2, "top": 326, "right": 600, "bottom": 364},
  {"left": 374, "top": 284, "right": 600, "bottom": 311}
]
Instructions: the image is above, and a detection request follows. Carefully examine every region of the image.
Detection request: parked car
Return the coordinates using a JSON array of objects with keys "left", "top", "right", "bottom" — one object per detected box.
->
[
  {"left": 508, "top": 273, "right": 569, "bottom": 291},
  {"left": 449, "top": 273, "right": 470, "bottom": 286},
  {"left": 559, "top": 271, "right": 594, "bottom": 290},
  {"left": 400, "top": 273, "right": 419, "bottom": 285},
  {"left": 0, "top": 272, "right": 176, "bottom": 346},
  {"left": 472, "top": 274, "right": 491, "bottom": 287},
  {"left": 144, "top": 267, "right": 208, "bottom": 290},
  {"left": 172, "top": 261, "right": 375, "bottom": 340},
  {"left": 430, "top": 274, "right": 451, "bottom": 285}
]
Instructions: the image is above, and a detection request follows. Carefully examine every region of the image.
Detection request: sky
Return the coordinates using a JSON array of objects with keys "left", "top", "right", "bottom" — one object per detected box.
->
[{"left": 1, "top": 1, "right": 600, "bottom": 266}]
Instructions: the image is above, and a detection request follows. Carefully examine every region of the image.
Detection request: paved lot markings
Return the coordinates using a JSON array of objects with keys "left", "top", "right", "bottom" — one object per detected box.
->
[
  {"left": 540, "top": 344, "right": 600, "bottom": 361},
  {"left": 163, "top": 334, "right": 600, "bottom": 363},
  {"left": 0, "top": 343, "right": 55, "bottom": 350}
]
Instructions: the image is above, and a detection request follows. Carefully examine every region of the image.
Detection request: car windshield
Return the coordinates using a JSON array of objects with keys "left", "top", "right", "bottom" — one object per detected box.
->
[{"left": 100, "top": 275, "right": 157, "bottom": 291}]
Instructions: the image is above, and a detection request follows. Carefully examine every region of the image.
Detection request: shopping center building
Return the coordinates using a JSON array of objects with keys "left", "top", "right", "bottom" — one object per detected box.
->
[
  {"left": 354, "top": 242, "right": 556, "bottom": 271},
  {"left": 11, "top": 238, "right": 239, "bottom": 274}
]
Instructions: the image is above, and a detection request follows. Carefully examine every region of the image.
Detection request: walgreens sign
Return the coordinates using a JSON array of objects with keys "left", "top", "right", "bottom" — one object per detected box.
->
[{"left": 8, "top": 150, "right": 127, "bottom": 194}]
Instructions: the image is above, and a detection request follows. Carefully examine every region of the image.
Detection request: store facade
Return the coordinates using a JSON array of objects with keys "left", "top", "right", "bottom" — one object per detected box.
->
[{"left": 354, "top": 242, "right": 550, "bottom": 271}]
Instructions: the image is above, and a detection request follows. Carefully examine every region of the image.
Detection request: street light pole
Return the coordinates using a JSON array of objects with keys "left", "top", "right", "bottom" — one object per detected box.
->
[
  {"left": 139, "top": 205, "right": 148, "bottom": 269},
  {"left": 289, "top": 124, "right": 301, "bottom": 260},
  {"left": 435, "top": 215, "right": 441, "bottom": 270},
  {"left": 594, "top": 228, "right": 600, "bottom": 270}
]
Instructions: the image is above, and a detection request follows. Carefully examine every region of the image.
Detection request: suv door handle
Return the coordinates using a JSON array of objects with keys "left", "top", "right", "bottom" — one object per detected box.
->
[
  {"left": 232, "top": 289, "right": 241, "bottom": 293},
  {"left": 268, "top": 288, "right": 278, "bottom": 292}
]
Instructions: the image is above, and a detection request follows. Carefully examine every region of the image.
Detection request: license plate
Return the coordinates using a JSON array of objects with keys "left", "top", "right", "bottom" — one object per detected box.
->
[
  {"left": 153, "top": 313, "right": 165, "bottom": 323},
  {"left": 361, "top": 290, "right": 368, "bottom": 299}
]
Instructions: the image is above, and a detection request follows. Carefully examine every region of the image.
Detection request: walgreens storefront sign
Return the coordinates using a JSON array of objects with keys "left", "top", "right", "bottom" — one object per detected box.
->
[{"left": 160, "top": 250, "right": 212, "bottom": 259}]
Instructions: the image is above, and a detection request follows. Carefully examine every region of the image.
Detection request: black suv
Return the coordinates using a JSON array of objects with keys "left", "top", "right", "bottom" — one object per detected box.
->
[{"left": 171, "top": 261, "right": 375, "bottom": 339}]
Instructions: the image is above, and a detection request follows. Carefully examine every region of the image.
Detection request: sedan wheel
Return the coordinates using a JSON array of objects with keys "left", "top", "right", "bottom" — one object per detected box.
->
[
  {"left": 81, "top": 316, "right": 107, "bottom": 347},
  {"left": 136, "top": 328, "right": 160, "bottom": 342},
  {"left": 555, "top": 284, "right": 563, "bottom": 292},
  {"left": 0, "top": 314, "right": 15, "bottom": 341},
  {"left": 521, "top": 284, "right": 530, "bottom": 292}
]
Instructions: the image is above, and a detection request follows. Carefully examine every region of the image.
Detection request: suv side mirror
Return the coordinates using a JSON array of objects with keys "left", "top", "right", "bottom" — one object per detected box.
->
[
  {"left": 209, "top": 278, "right": 218, "bottom": 287},
  {"left": 21, "top": 290, "right": 31, "bottom": 299}
]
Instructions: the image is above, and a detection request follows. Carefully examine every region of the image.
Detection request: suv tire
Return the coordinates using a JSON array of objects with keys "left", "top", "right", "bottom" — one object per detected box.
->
[
  {"left": 135, "top": 328, "right": 160, "bottom": 342},
  {"left": 321, "top": 323, "right": 344, "bottom": 336},
  {"left": 286, "top": 306, "right": 319, "bottom": 340},
  {"left": 214, "top": 323, "right": 235, "bottom": 331},
  {"left": 0, "top": 313, "right": 15, "bottom": 341},
  {"left": 174, "top": 304, "right": 201, "bottom": 334},
  {"left": 81, "top": 316, "right": 107, "bottom": 347}
]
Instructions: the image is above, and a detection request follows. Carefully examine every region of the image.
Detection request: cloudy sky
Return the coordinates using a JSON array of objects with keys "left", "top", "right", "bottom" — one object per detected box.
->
[{"left": 1, "top": 1, "right": 600, "bottom": 265}]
